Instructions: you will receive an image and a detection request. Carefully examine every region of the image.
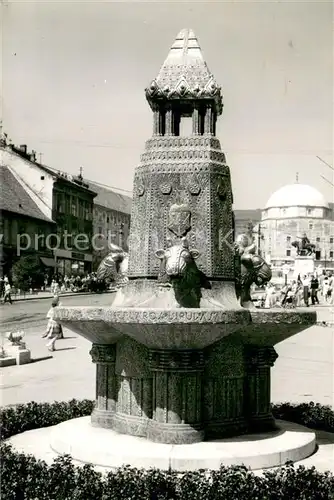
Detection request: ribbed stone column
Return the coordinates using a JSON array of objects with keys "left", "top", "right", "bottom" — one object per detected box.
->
[
  {"left": 158, "top": 108, "right": 165, "bottom": 136},
  {"left": 204, "top": 104, "right": 213, "bottom": 135},
  {"left": 244, "top": 345, "right": 278, "bottom": 431},
  {"left": 90, "top": 344, "right": 117, "bottom": 428},
  {"left": 211, "top": 109, "right": 216, "bottom": 136},
  {"left": 147, "top": 349, "right": 205, "bottom": 444},
  {"left": 165, "top": 104, "right": 174, "bottom": 135},
  {"left": 111, "top": 337, "right": 153, "bottom": 438},
  {"left": 152, "top": 104, "right": 160, "bottom": 136},
  {"left": 192, "top": 104, "right": 200, "bottom": 135}
]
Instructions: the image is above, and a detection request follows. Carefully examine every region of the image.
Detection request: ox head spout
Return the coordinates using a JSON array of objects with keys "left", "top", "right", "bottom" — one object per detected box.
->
[
  {"left": 155, "top": 237, "right": 200, "bottom": 277},
  {"left": 252, "top": 256, "right": 272, "bottom": 287}
]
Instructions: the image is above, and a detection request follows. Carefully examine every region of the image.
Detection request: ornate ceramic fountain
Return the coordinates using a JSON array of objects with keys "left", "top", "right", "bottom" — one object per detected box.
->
[{"left": 54, "top": 29, "right": 316, "bottom": 468}]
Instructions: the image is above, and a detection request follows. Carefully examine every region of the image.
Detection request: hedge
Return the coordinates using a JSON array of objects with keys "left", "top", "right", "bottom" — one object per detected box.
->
[{"left": 1, "top": 399, "right": 333, "bottom": 500}]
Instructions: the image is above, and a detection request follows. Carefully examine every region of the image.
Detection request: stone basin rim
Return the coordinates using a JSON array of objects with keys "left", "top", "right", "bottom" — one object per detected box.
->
[
  {"left": 54, "top": 306, "right": 316, "bottom": 325},
  {"left": 55, "top": 307, "right": 250, "bottom": 324}
]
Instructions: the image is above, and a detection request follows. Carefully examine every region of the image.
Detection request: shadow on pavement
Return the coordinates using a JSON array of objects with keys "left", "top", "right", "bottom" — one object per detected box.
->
[
  {"left": 30, "top": 356, "right": 53, "bottom": 363},
  {"left": 53, "top": 347, "right": 77, "bottom": 352}
]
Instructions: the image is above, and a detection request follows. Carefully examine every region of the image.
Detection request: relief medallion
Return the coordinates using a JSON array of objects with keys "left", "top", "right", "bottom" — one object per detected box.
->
[{"left": 167, "top": 203, "right": 191, "bottom": 237}]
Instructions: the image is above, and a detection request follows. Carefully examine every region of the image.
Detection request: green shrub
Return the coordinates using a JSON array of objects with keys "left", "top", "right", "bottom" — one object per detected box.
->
[
  {"left": 1, "top": 399, "right": 333, "bottom": 499},
  {"left": 11, "top": 254, "right": 46, "bottom": 291},
  {"left": 272, "top": 401, "right": 334, "bottom": 433},
  {"left": 0, "top": 399, "right": 94, "bottom": 440}
]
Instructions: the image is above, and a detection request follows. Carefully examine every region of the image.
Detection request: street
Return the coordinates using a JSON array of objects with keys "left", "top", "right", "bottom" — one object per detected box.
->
[
  {"left": 0, "top": 299, "right": 333, "bottom": 409},
  {"left": 0, "top": 293, "right": 114, "bottom": 330}
]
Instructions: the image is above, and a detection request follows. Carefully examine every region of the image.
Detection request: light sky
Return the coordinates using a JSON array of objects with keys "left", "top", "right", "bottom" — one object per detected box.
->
[{"left": 2, "top": 0, "right": 333, "bottom": 209}]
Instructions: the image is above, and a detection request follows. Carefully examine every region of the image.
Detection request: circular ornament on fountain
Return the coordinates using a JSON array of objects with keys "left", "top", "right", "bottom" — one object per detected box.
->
[{"left": 160, "top": 183, "right": 172, "bottom": 195}]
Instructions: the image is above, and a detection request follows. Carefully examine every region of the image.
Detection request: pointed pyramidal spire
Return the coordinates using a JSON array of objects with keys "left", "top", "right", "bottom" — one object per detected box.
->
[{"left": 145, "top": 29, "right": 223, "bottom": 115}]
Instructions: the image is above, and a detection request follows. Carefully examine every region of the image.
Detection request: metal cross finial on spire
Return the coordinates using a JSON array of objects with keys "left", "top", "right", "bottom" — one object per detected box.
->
[
  {"left": 79, "top": 167, "right": 83, "bottom": 179},
  {"left": 296, "top": 172, "right": 299, "bottom": 183}
]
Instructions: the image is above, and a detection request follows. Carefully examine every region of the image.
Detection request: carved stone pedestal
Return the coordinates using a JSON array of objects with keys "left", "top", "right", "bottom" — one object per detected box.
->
[
  {"left": 89, "top": 339, "right": 279, "bottom": 443},
  {"left": 293, "top": 256, "right": 315, "bottom": 279},
  {"left": 244, "top": 345, "right": 278, "bottom": 432},
  {"left": 147, "top": 349, "right": 205, "bottom": 444}
]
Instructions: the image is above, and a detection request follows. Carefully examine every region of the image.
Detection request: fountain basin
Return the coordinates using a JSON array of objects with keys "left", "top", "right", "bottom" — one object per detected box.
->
[
  {"left": 55, "top": 306, "right": 251, "bottom": 349},
  {"left": 54, "top": 305, "right": 316, "bottom": 444},
  {"left": 55, "top": 306, "right": 315, "bottom": 349}
]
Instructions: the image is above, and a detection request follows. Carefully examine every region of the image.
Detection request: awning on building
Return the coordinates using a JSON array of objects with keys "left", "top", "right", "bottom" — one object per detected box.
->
[{"left": 40, "top": 257, "right": 57, "bottom": 268}]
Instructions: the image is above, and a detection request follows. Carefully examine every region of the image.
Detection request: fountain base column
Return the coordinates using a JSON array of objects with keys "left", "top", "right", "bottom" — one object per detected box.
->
[
  {"left": 244, "top": 345, "right": 278, "bottom": 432},
  {"left": 90, "top": 344, "right": 117, "bottom": 428},
  {"left": 147, "top": 349, "right": 205, "bottom": 444}
]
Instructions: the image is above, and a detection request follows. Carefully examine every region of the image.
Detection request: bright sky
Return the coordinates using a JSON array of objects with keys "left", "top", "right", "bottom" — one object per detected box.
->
[{"left": 2, "top": 0, "right": 333, "bottom": 209}]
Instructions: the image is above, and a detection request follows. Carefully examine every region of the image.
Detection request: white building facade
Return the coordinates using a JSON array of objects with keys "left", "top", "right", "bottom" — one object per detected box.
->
[{"left": 259, "top": 183, "right": 334, "bottom": 272}]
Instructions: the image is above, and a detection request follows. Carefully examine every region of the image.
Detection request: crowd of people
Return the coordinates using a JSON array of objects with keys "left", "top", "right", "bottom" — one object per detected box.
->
[
  {"left": 49, "top": 273, "right": 108, "bottom": 295},
  {"left": 261, "top": 270, "right": 333, "bottom": 309}
]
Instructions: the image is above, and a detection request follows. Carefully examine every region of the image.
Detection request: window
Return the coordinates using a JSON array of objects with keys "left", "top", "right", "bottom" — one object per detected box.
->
[
  {"left": 330, "top": 251, "right": 334, "bottom": 259},
  {"left": 309, "top": 222, "right": 313, "bottom": 230},
  {"left": 286, "top": 236, "right": 291, "bottom": 243},
  {"left": 316, "top": 237, "right": 320, "bottom": 242},
  {"left": 307, "top": 208, "right": 312, "bottom": 215},
  {"left": 106, "top": 217, "right": 110, "bottom": 223},
  {"left": 56, "top": 193, "right": 64, "bottom": 213},
  {"left": 84, "top": 203, "right": 91, "bottom": 220},
  {"left": 330, "top": 237, "right": 334, "bottom": 244},
  {"left": 71, "top": 199, "right": 77, "bottom": 217},
  {"left": 78, "top": 200, "right": 84, "bottom": 218},
  {"left": 65, "top": 195, "right": 71, "bottom": 213},
  {"left": 286, "top": 249, "right": 291, "bottom": 257},
  {"left": 98, "top": 227, "right": 103, "bottom": 234}
]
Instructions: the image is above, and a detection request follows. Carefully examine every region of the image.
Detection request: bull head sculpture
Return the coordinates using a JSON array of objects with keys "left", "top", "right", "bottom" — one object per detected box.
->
[
  {"left": 155, "top": 237, "right": 200, "bottom": 278},
  {"left": 155, "top": 238, "right": 207, "bottom": 308}
]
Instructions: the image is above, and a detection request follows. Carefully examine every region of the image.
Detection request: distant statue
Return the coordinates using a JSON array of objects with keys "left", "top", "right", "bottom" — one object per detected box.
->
[
  {"left": 234, "top": 233, "right": 272, "bottom": 309},
  {"left": 291, "top": 233, "right": 316, "bottom": 256},
  {"left": 96, "top": 244, "right": 129, "bottom": 286}
]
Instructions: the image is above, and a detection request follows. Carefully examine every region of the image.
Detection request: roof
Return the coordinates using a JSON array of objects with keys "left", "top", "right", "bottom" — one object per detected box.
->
[
  {"left": 2, "top": 145, "right": 96, "bottom": 195},
  {"left": 265, "top": 183, "right": 329, "bottom": 209},
  {"left": 88, "top": 181, "right": 132, "bottom": 214},
  {"left": 234, "top": 209, "right": 262, "bottom": 222},
  {"left": 0, "top": 165, "right": 54, "bottom": 222},
  {"left": 145, "top": 29, "right": 223, "bottom": 114}
]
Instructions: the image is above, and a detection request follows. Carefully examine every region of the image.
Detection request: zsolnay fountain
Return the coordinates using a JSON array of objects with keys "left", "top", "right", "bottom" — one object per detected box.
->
[{"left": 20, "top": 30, "right": 318, "bottom": 471}]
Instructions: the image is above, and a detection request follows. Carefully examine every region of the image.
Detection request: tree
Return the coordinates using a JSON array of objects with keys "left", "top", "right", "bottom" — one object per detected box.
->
[{"left": 11, "top": 255, "right": 45, "bottom": 291}]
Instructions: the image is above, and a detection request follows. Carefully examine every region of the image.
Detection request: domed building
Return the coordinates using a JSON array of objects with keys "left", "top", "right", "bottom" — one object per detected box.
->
[{"left": 259, "top": 181, "right": 334, "bottom": 271}]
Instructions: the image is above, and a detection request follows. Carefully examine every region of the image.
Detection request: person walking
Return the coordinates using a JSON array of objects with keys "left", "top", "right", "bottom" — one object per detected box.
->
[
  {"left": 302, "top": 274, "right": 310, "bottom": 307},
  {"left": 42, "top": 296, "right": 62, "bottom": 351},
  {"left": 327, "top": 273, "right": 333, "bottom": 305},
  {"left": 310, "top": 275, "right": 319, "bottom": 305},
  {"left": 3, "top": 281, "right": 13, "bottom": 304}
]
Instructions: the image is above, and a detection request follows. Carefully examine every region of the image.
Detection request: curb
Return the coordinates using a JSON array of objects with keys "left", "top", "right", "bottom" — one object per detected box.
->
[{"left": 8, "top": 290, "right": 115, "bottom": 303}]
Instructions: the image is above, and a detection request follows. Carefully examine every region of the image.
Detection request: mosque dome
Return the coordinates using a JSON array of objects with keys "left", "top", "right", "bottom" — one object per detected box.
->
[{"left": 265, "top": 183, "right": 329, "bottom": 209}]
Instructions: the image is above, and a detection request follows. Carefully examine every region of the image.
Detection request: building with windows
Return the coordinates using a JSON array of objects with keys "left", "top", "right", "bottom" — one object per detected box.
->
[
  {"left": 0, "top": 164, "right": 56, "bottom": 277},
  {"left": 259, "top": 182, "right": 334, "bottom": 271},
  {"left": 1, "top": 134, "right": 97, "bottom": 276},
  {"left": 90, "top": 182, "right": 132, "bottom": 269}
]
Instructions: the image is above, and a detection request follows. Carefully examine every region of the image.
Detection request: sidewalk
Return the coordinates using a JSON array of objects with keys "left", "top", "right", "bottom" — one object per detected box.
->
[{"left": 7, "top": 289, "right": 115, "bottom": 303}]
